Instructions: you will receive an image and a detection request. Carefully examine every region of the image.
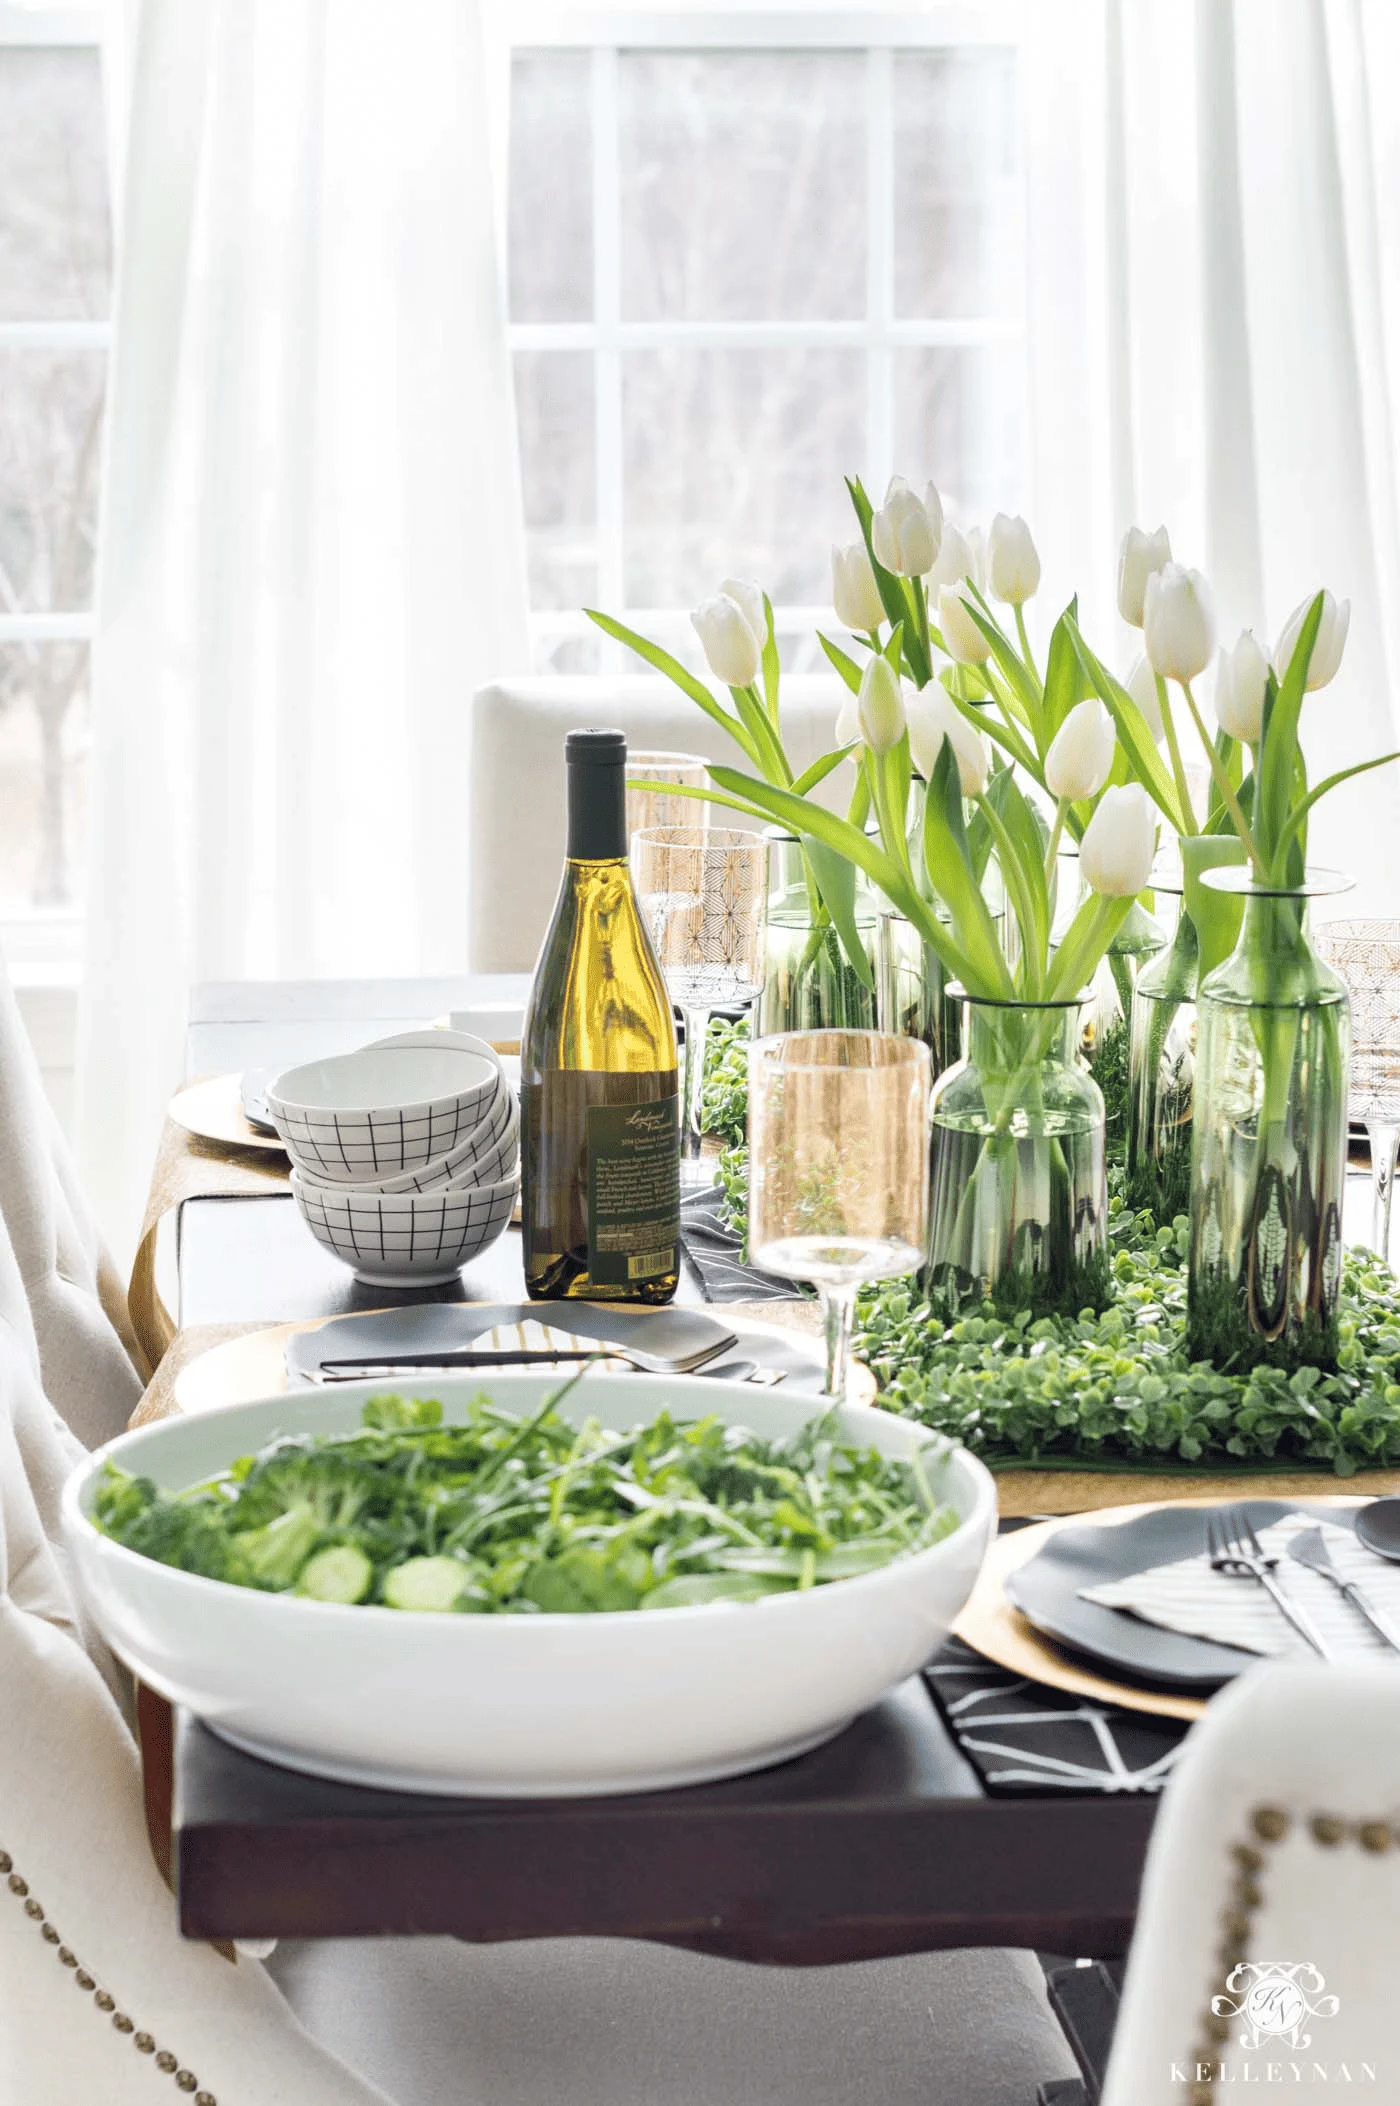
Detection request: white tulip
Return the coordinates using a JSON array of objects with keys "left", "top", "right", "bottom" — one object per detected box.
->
[
  {"left": 718, "top": 576, "right": 767, "bottom": 650},
  {"left": 1117, "top": 524, "right": 1172, "bottom": 626},
  {"left": 987, "top": 513, "right": 1041, "bottom": 605},
  {"left": 857, "top": 655, "right": 906, "bottom": 753},
  {"left": 1080, "top": 784, "right": 1157, "bottom": 898},
  {"left": 835, "top": 688, "right": 861, "bottom": 747},
  {"left": 1273, "top": 590, "right": 1350, "bottom": 691},
  {"left": 1045, "top": 698, "right": 1116, "bottom": 802},
  {"left": 922, "top": 480, "right": 945, "bottom": 552},
  {"left": 937, "top": 583, "right": 991, "bottom": 667},
  {"left": 870, "top": 475, "right": 939, "bottom": 577},
  {"left": 1124, "top": 654, "right": 1165, "bottom": 741},
  {"left": 691, "top": 591, "right": 762, "bottom": 687},
  {"left": 831, "top": 541, "right": 885, "bottom": 633},
  {"left": 906, "top": 685, "right": 991, "bottom": 797},
  {"left": 928, "top": 523, "right": 975, "bottom": 593},
  {"left": 965, "top": 524, "right": 987, "bottom": 591},
  {"left": 1213, "top": 630, "right": 1269, "bottom": 742},
  {"left": 1142, "top": 563, "right": 1216, "bottom": 683}
]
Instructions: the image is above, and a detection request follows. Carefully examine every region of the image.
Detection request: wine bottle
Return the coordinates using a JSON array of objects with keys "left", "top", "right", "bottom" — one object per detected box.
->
[{"left": 521, "top": 728, "right": 681, "bottom": 1302}]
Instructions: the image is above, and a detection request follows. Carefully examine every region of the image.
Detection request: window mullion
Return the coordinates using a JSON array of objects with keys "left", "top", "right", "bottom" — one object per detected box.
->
[
  {"left": 865, "top": 44, "right": 894, "bottom": 494},
  {"left": 592, "top": 44, "right": 625, "bottom": 628}
]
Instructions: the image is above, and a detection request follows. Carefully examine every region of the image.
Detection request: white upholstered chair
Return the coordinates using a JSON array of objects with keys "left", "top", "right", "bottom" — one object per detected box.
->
[
  {"left": 468, "top": 674, "right": 850, "bottom": 973},
  {"left": 1102, "top": 1663, "right": 1400, "bottom": 2104}
]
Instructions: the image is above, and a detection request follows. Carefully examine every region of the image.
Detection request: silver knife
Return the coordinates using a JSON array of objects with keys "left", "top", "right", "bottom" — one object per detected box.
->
[{"left": 1288, "top": 1527, "right": 1400, "bottom": 1654}]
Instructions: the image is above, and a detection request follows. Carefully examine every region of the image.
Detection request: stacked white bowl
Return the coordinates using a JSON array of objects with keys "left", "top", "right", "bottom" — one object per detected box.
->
[{"left": 267, "top": 1031, "right": 519, "bottom": 1286}]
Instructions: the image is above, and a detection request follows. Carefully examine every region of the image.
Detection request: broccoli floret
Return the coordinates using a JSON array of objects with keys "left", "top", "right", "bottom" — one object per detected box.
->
[{"left": 362, "top": 1394, "right": 443, "bottom": 1431}]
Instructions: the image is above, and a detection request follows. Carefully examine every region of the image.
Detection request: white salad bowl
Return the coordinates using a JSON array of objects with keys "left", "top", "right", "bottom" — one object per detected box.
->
[
  {"left": 290, "top": 1169, "right": 517, "bottom": 1284},
  {"left": 267, "top": 1032, "right": 503, "bottom": 1180},
  {"left": 62, "top": 1373, "right": 996, "bottom": 1798},
  {"left": 294, "top": 1083, "right": 519, "bottom": 1197}
]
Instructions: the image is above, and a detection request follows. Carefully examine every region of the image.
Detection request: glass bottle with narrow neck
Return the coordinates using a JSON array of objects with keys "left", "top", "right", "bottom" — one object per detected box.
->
[{"left": 521, "top": 729, "right": 680, "bottom": 1302}]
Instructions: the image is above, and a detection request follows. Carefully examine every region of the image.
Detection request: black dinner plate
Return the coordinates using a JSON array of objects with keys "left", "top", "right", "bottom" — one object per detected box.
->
[{"left": 1005, "top": 1499, "right": 1360, "bottom": 1693}]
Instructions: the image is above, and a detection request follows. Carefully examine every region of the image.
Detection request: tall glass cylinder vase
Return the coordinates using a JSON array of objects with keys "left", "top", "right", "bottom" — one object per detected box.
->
[
  {"left": 875, "top": 910, "right": 962, "bottom": 1076},
  {"left": 1127, "top": 836, "right": 1248, "bottom": 1224},
  {"left": 926, "top": 991, "right": 1109, "bottom": 1321},
  {"left": 1186, "top": 870, "right": 1353, "bottom": 1373},
  {"left": 756, "top": 831, "right": 877, "bottom": 1035}
]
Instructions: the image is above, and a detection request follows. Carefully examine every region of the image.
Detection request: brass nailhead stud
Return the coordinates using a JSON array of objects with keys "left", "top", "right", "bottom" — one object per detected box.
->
[
  {"left": 0, "top": 1851, "right": 11, "bottom": 1873},
  {"left": 113, "top": 2013, "right": 134, "bottom": 2034},
  {"left": 1238, "top": 1879, "right": 1262, "bottom": 1909},
  {"left": 75, "top": 1971, "right": 94, "bottom": 1991},
  {"left": 58, "top": 1948, "right": 77, "bottom": 1967},
  {"left": 176, "top": 2073, "right": 198, "bottom": 2093},
  {"left": 40, "top": 1922, "right": 59, "bottom": 1943},
  {"left": 195, "top": 2092, "right": 218, "bottom": 2106},
  {"left": 94, "top": 1991, "right": 114, "bottom": 2011},
  {"left": 24, "top": 1899, "right": 44, "bottom": 1921},
  {"left": 1311, "top": 1813, "right": 1347, "bottom": 1845},
  {"left": 155, "top": 2050, "right": 178, "bottom": 2073},
  {"left": 1252, "top": 1805, "right": 1290, "bottom": 1843},
  {"left": 7, "top": 1873, "right": 27, "bottom": 1895},
  {"left": 1360, "top": 1821, "right": 1393, "bottom": 1855},
  {"left": 134, "top": 2033, "right": 156, "bottom": 2054},
  {"left": 1231, "top": 1843, "right": 1263, "bottom": 1873}
]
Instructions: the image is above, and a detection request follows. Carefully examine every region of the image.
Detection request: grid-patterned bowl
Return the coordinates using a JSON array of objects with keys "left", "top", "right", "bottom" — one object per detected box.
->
[
  {"left": 268, "top": 1040, "right": 502, "bottom": 1180},
  {"left": 296, "top": 1080, "right": 519, "bottom": 1196},
  {"left": 291, "top": 1170, "right": 517, "bottom": 1286}
]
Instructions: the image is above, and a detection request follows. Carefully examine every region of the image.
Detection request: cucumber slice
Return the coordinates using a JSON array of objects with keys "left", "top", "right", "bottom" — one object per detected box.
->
[
  {"left": 296, "top": 1545, "right": 373, "bottom": 1604},
  {"left": 382, "top": 1555, "right": 473, "bottom": 1612}
]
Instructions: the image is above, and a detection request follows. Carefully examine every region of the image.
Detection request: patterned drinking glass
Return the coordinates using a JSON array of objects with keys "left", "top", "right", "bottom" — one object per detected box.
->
[
  {"left": 1317, "top": 920, "right": 1400, "bottom": 1263},
  {"left": 624, "top": 751, "right": 710, "bottom": 842},
  {"left": 748, "top": 1030, "right": 931, "bottom": 1401},
  {"left": 633, "top": 826, "right": 768, "bottom": 1188}
]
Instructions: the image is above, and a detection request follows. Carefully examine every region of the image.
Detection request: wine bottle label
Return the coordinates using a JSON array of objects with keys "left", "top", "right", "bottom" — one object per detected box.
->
[{"left": 586, "top": 1097, "right": 681, "bottom": 1288}]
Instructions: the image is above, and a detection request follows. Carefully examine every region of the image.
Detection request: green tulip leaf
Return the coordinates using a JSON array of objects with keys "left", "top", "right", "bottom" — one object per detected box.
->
[
  {"left": 791, "top": 746, "right": 854, "bottom": 797},
  {"left": 921, "top": 744, "right": 1015, "bottom": 999},
  {"left": 1066, "top": 618, "right": 1185, "bottom": 832},
  {"left": 584, "top": 610, "right": 763, "bottom": 768},
  {"left": 804, "top": 835, "right": 875, "bottom": 989},
  {"left": 1042, "top": 601, "right": 1089, "bottom": 741},
  {"left": 818, "top": 632, "right": 864, "bottom": 695},
  {"left": 761, "top": 592, "right": 781, "bottom": 725},
  {"left": 1257, "top": 593, "right": 1324, "bottom": 873}
]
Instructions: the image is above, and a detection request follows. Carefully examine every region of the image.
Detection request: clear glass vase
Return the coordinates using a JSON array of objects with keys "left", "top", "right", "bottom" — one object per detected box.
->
[
  {"left": 1186, "top": 871, "right": 1353, "bottom": 1373},
  {"left": 755, "top": 831, "right": 878, "bottom": 1035},
  {"left": 926, "top": 991, "right": 1110, "bottom": 1321},
  {"left": 875, "top": 910, "right": 963, "bottom": 1077},
  {"left": 1127, "top": 836, "right": 1248, "bottom": 1224}
]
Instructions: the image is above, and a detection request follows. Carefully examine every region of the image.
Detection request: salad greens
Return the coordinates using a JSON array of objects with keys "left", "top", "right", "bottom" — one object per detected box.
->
[{"left": 94, "top": 1384, "right": 958, "bottom": 1613}]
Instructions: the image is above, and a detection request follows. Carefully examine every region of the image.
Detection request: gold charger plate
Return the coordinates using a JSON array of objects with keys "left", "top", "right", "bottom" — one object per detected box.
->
[
  {"left": 952, "top": 1495, "right": 1369, "bottom": 1725},
  {"left": 169, "top": 1074, "right": 287, "bottom": 1157}
]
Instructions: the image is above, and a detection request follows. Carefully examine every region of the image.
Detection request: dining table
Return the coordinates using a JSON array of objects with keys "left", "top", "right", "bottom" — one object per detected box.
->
[{"left": 123, "top": 973, "right": 1393, "bottom": 2096}]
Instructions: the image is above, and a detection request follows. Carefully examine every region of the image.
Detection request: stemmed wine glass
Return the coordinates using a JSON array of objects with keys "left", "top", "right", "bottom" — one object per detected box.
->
[
  {"left": 632, "top": 826, "right": 768, "bottom": 1188},
  {"left": 1318, "top": 920, "right": 1400, "bottom": 1261},
  {"left": 748, "top": 1031, "right": 931, "bottom": 1401},
  {"left": 625, "top": 751, "right": 711, "bottom": 840}
]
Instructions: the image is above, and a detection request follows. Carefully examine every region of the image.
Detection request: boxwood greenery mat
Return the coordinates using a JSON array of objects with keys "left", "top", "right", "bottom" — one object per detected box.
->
[{"left": 701, "top": 1018, "right": 1400, "bottom": 1478}]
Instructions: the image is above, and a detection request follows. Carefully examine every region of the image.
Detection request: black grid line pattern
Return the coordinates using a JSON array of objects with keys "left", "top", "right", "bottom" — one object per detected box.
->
[
  {"left": 394, "top": 1089, "right": 520, "bottom": 1193},
  {"left": 295, "top": 1177, "right": 517, "bottom": 1278},
  {"left": 924, "top": 1638, "right": 1188, "bottom": 1797},
  {"left": 271, "top": 1070, "right": 502, "bottom": 1179}
]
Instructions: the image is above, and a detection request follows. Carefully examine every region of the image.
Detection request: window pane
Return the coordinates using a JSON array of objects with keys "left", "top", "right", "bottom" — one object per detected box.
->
[
  {"left": 622, "top": 347, "right": 864, "bottom": 606},
  {"left": 0, "top": 47, "right": 111, "bottom": 322},
  {"left": 0, "top": 642, "right": 89, "bottom": 910},
  {"left": 893, "top": 49, "right": 1020, "bottom": 319},
  {"left": 514, "top": 349, "right": 596, "bottom": 610},
  {"left": 0, "top": 349, "right": 106, "bottom": 611},
  {"left": 509, "top": 51, "right": 592, "bottom": 324},
  {"left": 620, "top": 53, "right": 865, "bottom": 322},
  {"left": 893, "top": 345, "right": 1027, "bottom": 522}
]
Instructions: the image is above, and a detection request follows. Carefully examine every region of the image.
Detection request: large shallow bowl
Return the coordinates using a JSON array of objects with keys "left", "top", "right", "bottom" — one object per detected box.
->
[
  {"left": 267, "top": 1033, "right": 502, "bottom": 1180},
  {"left": 63, "top": 1374, "right": 996, "bottom": 1797},
  {"left": 290, "top": 1169, "right": 517, "bottom": 1285}
]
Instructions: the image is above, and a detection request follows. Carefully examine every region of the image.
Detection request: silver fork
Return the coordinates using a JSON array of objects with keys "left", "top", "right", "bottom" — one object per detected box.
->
[{"left": 1206, "top": 1506, "right": 1334, "bottom": 1660}]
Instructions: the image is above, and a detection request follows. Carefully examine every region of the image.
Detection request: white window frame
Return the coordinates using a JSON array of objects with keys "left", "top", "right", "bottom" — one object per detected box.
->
[{"left": 505, "top": 5, "right": 1027, "bottom": 665}]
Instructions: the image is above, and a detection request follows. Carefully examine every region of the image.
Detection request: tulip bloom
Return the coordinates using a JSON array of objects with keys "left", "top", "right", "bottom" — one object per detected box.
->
[
  {"left": 718, "top": 577, "right": 767, "bottom": 653},
  {"left": 907, "top": 685, "right": 991, "bottom": 797},
  {"left": 1124, "top": 654, "right": 1165, "bottom": 741},
  {"left": 1214, "top": 631, "right": 1269, "bottom": 743},
  {"left": 857, "top": 655, "right": 906, "bottom": 753},
  {"left": 871, "top": 476, "right": 939, "bottom": 577},
  {"left": 691, "top": 593, "right": 762, "bottom": 687},
  {"left": 1045, "top": 698, "right": 1115, "bottom": 802},
  {"left": 1274, "top": 590, "right": 1350, "bottom": 691},
  {"left": 1080, "top": 783, "right": 1157, "bottom": 898},
  {"left": 1142, "top": 563, "right": 1216, "bottom": 683},
  {"left": 831, "top": 541, "right": 885, "bottom": 633},
  {"left": 1117, "top": 525, "right": 1172, "bottom": 626},
  {"left": 927, "top": 523, "right": 975, "bottom": 593},
  {"left": 835, "top": 688, "right": 861, "bottom": 748},
  {"left": 937, "top": 584, "right": 991, "bottom": 666},
  {"left": 986, "top": 513, "right": 1041, "bottom": 605}
]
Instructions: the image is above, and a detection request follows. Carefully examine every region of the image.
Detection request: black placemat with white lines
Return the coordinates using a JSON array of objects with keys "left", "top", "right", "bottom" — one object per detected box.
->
[
  {"left": 679, "top": 1184, "right": 802, "bottom": 1304},
  {"left": 923, "top": 1638, "right": 1189, "bottom": 1796}
]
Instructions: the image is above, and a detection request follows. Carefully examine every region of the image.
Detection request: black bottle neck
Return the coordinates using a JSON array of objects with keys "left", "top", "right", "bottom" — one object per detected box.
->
[{"left": 566, "top": 754, "right": 627, "bottom": 861}]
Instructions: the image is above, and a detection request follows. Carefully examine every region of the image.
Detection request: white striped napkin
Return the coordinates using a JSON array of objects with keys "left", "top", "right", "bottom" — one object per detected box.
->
[{"left": 1081, "top": 1512, "right": 1400, "bottom": 1660}]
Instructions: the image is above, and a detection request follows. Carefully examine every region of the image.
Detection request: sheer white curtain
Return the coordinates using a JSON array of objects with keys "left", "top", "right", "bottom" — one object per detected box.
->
[
  {"left": 78, "top": 0, "right": 530, "bottom": 1257},
  {"left": 1023, "top": 0, "right": 1400, "bottom": 905}
]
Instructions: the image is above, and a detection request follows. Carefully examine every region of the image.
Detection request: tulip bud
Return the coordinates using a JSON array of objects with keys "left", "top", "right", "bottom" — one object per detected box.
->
[
  {"left": 1080, "top": 784, "right": 1157, "bottom": 898},
  {"left": 857, "top": 655, "right": 906, "bottom": 753},
  {"left": 1117, "top": 525, "right": 1172, "bottom": 626},
  {"left": 870, "top": 475, "right": 939, "bottom": 577},
  {"left": 965, "top": 525, "right": 987, "bottom": 592},
  {"left": 928, "top": 523, "right": 975, "bottom": 593},
  {"left": 835, "top": 688, "right": 861, "bottom": 747},
  {"left": 1273, "top": 590, "right": 1350, "bottom": 691},
  {"left": 1142, "top": 563, "right": 1216, "bottom": 682},
  {"left": 906, "top": 685, "right": 991, "bottom": 797},
  {"left": 1045, "top": 698, "right": 1115, "bottom": 802},
  {"left": 922, "top": 480, "right": 945, "bottom": 551},
  {"left": 1213, "top": 630, "right": 1269, "bottom": 742},
  {"left": 1124, "top": 654, "right": 1165, "bottom": 741},
  {"left": 831, "top": 541, "right": 885, "bottom": 633},
  {"left": 718, "top": 576, "right": 767, "bottom": 651},
  {"left": 987, "top": 513, "right": 1041, "bottom": 605},
  {"left": 937, "top": 583, "right": 991, "bottom": 666},
  {"left": 691, "top": 592, "right": 762, "bottom": 687}
]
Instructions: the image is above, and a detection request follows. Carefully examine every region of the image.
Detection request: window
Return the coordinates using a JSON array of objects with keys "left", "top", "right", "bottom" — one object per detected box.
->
[
  {"left": 506, "top": 8, "right": 1027, "bottom": 672},
  {"left": 0, "top": 5, "right": 109, "bottom": 955}
]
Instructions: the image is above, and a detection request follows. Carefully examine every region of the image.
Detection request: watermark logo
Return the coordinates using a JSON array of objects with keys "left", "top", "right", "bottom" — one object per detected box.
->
[{"left": 1212, "top": 1962, "right": 1340, "bottom": 2051}]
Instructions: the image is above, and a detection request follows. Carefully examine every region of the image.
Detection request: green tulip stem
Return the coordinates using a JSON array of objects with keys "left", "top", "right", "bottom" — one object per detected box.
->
[
  {"left": 1014, "top": 604, "right": 1036, "bottom": 680},
  {"left": 1155, "top": 673, "right": 1199, "bottom": 839},
  {"left": 1176, "top": 678, "right": 1265, "bottom": 878},
  {"left": 1044, "top": 798, "right": 1068, "bottom": 888},
  {"left": 913, "top": 576, "right": 932, "bottom": 667}
]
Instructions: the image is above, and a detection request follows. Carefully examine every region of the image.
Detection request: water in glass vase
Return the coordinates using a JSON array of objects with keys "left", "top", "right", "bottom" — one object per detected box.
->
[{"left": 926, "top": 1115, "right": 1108, "bottom": 1320}]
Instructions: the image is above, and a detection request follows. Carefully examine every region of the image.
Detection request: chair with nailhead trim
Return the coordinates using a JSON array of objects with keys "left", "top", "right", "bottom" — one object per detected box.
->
[{"left": 1101, "top": 1663, "right": 1400, "bottom": 2105}]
